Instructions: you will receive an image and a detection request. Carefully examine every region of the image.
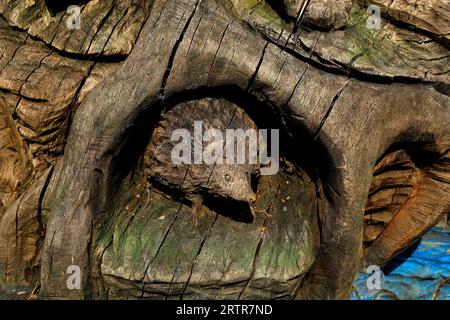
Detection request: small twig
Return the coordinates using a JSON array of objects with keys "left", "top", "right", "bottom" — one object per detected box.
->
[
  {"left": 294, "top": 0, "right": 311, "bottom": 33},
  {"left": 26, "top": 282, "right": 40, "bottom": 300},
  {"left": 432, "top": 277, "right": 450, "bottom": 300}
]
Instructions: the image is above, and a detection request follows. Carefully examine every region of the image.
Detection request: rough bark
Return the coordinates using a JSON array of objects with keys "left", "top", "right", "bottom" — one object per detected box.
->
[{"left": 0, "top": 0, "right": 448, "bottom": 300}]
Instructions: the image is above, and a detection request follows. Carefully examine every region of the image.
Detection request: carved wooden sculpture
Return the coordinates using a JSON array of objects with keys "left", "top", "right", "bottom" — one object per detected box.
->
[
  {"left": 0, "top": 0, "right": 448, "bottom": 299},
  {"left": 145, "top": 97, "right": 259, "bottom": 219}
]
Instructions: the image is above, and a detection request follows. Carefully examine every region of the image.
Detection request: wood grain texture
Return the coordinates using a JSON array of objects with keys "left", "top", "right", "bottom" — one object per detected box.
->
[
  {"left": 0, "top": 0, "right": 447, "bottom": 300},
  {"left": 0, "top": 0, "right": 153, "bottom": 57}
]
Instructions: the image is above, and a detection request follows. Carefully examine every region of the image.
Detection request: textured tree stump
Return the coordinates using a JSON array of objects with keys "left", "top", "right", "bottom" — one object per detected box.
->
[{"left": 0, "top": 0, "right": 448, "bottom": 300}]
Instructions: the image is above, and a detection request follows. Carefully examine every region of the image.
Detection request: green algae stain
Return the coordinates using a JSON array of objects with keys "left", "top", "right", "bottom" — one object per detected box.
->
[
  {"left": 345, "top": 6, "right": 395, "bottom": 66},
  {"left": 224, "top": 0, "right": 292, "bottom": 32}
]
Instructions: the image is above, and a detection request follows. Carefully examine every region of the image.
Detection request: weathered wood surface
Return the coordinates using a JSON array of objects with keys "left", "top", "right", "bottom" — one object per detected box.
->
[
  {"left": 227, "top": 0, "right": 450, "bottom": 85},
  {"left": 0, "top": 0, "right": 153, "bottom": 57},
  {"left": 0, "top": 13, "right": 118, "bottom": 290},
  {"left": 0, "top": 0, "right": 448, "bottom": 300},
  {"left": 359, "top": 0, "right": 450, "bottom": 47},
  {"left": 93, "top": 168, "right": 317, "bottom": 299}
]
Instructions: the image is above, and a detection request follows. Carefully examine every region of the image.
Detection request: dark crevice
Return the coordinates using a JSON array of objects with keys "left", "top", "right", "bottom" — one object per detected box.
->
[
  {"left": 166, "top": 248, "right": 182, "bottom": 297},
  {"left": 0, "top": 88, "right": 47, "bottom": 103},
  {"left": 246, "top": 41, "right": 269, "bottom": 91},
  {"left": 139, "top": 204, "right": 183, "bottom": 298},
  {"left": 266, "top": 0, "right": 296, "bottom": 23},
  {"left": 159, "top": 0, "right": 201, "bottom": 100},
  {"left": 44, "top": 0, "right": 90, "bottom": 16},
  {"left": 20, "top": 53, "right": 53, "bottom": 98},
  {"left": 280, "top": 64, "right": 309, "bottom": 115},
  {"left": 180, "top": 213, "right": 219, "bottom": 300},
  {"left": 238, "top": 182, "right": 280, "bottom": 299},
  {"left": 313, "top": 81, "right": 350, "bottom": 140},
  {"left": 379, "top": 141, "right": 442, "bottom": 169},
  {"left": 207, "top": 22, "right": 232, "bottom": 79},
  {"left": 84, "top": 1, "right": 119, "bottom": 55},
  {"left": 204, "top": 197, "right": 254, "bottom": 224},
  {"left": 36, "top": 166, "right": 55, "bottom": 245},
  {"left": 134, "top": 0, "right": 156, "bottom": 46},
  {"left": 433, "top": 82, "right": 450, "bottom": 97},
  {"left": 293, "top": 0, "right": 311, "bottom": 34}
]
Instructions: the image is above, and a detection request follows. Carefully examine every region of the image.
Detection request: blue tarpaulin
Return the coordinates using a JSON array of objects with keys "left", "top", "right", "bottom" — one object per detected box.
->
[{"left": 352, "top": 226, "right": 450, "bottom": 300}]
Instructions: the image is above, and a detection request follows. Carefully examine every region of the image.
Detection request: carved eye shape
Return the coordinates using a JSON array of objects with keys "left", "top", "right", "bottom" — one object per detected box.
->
[{"left": 224, "top": 174, "right": 232, "bottom": 182}]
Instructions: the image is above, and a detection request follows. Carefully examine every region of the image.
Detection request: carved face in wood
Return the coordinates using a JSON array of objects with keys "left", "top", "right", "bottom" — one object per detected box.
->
[{"left": 0, "top": 0, "right": 448, "bottom": 300}]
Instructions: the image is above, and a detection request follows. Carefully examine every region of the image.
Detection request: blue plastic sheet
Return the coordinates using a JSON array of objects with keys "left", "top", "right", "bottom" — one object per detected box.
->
[{"left": 352, "top": 227, "right": 450, "bottom": 300}]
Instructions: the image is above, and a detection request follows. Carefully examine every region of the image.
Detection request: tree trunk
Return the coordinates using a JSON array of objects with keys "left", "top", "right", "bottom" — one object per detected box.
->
[{"left": 0, "top": 0, "right": 448, "bottom": 299}]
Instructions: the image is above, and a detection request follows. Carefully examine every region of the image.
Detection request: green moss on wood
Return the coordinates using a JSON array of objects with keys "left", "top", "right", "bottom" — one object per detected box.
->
[{"left": 346, "top": 5, "right": 395, "bottom": 66}]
